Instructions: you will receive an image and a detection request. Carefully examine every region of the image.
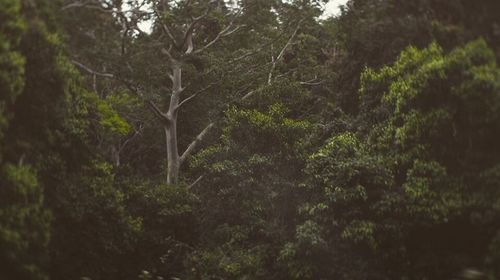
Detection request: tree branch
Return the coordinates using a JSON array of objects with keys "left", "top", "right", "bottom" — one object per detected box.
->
[
  {"left": 300, "top": 76, "right": 323, "bottom": 86},
  {"left": 241, "top": 89, "right": 257, "bottom": 101},
  {"left": 268, "top": 19, "right": 303, "bottom": 85},
  {"left": 175, "top": 83, "right": 215, "bottom": 111},
  {"left": 117, "top": 76, "right": 170, "bottom": 123},
  {"left": 187, "top": 175, "right": 204, "bottom": 190},
  {"left": 147, "top": 100, "right": 169, "bottom": 122},
  {"left": 179, "top": 122, "right": 215, "bottom": 165},
  {"left": 192, "top": 22, "right": 243, "bottom": 55},
  {"left": 72, "top": 60, "right": 114, "bottom": 78},
  {"left": 118, "top": 123, "right": 144, "bottom": 154},
  {"left": 183, "top": 13, "right": 208, "bottom": 54},
  {"left": 161, "top": 46, "right": 176, "bottom": 65},
  {"left": 154, "top": 7, "right": 180, "bottom": 48},
  {"left": 62, "top": 0, "right": 110, "bottom": 11}
]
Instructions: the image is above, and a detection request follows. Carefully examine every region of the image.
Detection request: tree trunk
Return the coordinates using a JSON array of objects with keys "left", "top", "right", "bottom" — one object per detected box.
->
[
  {"left": 165, "top": 123, "right": 179, "bottom": 185},
  {"left": 165, "top": 61, "right": 182, "bottom": 185}
]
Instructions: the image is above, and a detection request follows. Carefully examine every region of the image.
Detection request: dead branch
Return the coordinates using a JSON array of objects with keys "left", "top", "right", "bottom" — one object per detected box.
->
[
  {"left": 179, "top": 122, "right": 215, "bottom": 165},
  {"left": 72, "top": 60, "right": 114, "bottom": 78},
  {"left": 268, "top": 19, "right": 303, "bottom": 85},
  {"left": 187, "top": 175, "right": 204, "bottom": 190},
  {"left": 175, "top": 83, "right": 216, "bottom": 111},
  {"left": 192, "top": 23, "right": 243, "bottom": 55}
]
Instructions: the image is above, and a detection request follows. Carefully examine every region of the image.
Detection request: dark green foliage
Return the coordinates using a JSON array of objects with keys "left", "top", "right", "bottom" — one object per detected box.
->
[
  {"left": 327, "top": 0, "right": 500, "bottom": 114},
  {"left": 126, "top": 181, "right": 198, "bottom": 278},
  {"left": 48, "top": 162, "right": 141, "bottom": 280},
  {"left": 0, "top": 2, "right": 51, "bottom": 280},
  {"left": 2, "top": 0, "right": 500, "bottom": 279},
  {"left": 0, "top": 164, "right": 51, "bottom": 280},
  {"left": 49, "top": 164, "right": 198, "bottom": 280},
  {"left": 289, "top": 40, "right": 500, "bottom": 279},
  {"left": 283, "top": 132, "right": 394, "bottom": 279},
  {"left": 0, "top": 0, "right": 25, "bottom": 148},
  {"left": 187, "top": 91, "right": 314, "bottom": 278},
  {"left": 367, "top": 39, "right": 500, "bottom": 278}
]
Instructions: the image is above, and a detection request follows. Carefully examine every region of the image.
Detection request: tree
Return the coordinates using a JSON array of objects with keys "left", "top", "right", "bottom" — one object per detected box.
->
[
  {"left": 84, "top": 0, "right": 245, "bottom": 185},
  {"left": 64, "top": 0, "right": 316, "bottom": 186},
  {"left": 324, "top": 0, "right": 500, "bottom": 114},
  {"left": 293, "top": 40, "right": 500, "bottom": 279},
  {"left": 360, "top": 39, "right": 500, "bottom": 278},
  {"left": 187, "top": 82, "right": 315, "bottom": 279},
  {"left": 0, "top": 1, "right": 51, "bottom": 279}
]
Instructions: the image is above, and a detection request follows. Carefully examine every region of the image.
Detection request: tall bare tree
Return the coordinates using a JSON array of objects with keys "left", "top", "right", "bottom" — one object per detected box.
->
[
  {"left": 65, "top": 0, "right": 306, "bottom": 185},
  {"left": 144, "top": 1, "right": 242, "bottom": 184}
]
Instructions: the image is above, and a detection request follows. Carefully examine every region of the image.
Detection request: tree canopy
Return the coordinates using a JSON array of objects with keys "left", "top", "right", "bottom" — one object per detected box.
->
[{"left": 1, "top": 0, "right": 499, "bottom": 279}]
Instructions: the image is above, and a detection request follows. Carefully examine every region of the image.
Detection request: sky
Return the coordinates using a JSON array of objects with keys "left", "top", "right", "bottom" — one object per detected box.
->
[
  {"left": 323, "top": 0, "right": 349, "bottom": 17},
  {"left": 137, "top": 0, "right": 349, "bottom": 33}
]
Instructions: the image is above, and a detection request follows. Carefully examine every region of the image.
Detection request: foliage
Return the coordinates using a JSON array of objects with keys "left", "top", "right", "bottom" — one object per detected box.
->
[
  {"left": 0, "top": 2, "right": 50, "bottom": 280},
  {"left": 287, "top": 40, "right": 500, "bottom": 279},
  {"left": 0, "top": 0, "right": 25, "bottom": 148},
  {"left": 2, "top": 0, "right": 500, "bottom": 279},
  {"left": 187, "top": 97, "right": 313, "bottom": 279},
  {"left": 0, "top": 164, "right": 51, "bottom": 280}
]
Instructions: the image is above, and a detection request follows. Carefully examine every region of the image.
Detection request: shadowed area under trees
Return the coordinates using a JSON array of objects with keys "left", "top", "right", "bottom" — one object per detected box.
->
[{"left": 1, "top": 0, "right": 499, "bottom": 279}]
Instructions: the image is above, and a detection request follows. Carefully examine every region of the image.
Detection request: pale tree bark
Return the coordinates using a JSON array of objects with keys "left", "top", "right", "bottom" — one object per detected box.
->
[
  {"left": 160, "top": 16, "right": 304, "bottom": 185},
  {"left": 165, "top": 61, "right": 182, "bottom": 185},
  {"left": 148, "top": 3, "right": 241, "bottom": 185}
]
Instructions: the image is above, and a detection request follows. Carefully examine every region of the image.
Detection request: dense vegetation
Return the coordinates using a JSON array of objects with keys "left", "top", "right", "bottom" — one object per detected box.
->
[{"left": 1, "top": 0, "right": 499, "bottom": 279}]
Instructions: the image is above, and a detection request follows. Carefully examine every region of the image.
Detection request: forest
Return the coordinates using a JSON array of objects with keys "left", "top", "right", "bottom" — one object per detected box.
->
[{"left": 1, "top": 0, "right": 500, "bottom": 279}]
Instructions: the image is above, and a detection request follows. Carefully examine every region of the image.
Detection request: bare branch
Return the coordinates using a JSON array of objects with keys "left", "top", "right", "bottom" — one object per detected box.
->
[
  {"left": 228, "top": 24, "right": 292, "bottom": 64},
  {"left": 268, "top": 19, "right": 303, "bottom": 85},
  {"left": 175, "top": 92, "right": 198, "bottom": 110},
  {"left": 62, "top": 0, "right": 110, "bottom": 11},
  {"left": 161, "top": 47, "right": 176, "bottom": 65},
  {"left": 276, "top": 20, "right": 303, "bottom": 62},
  {"left": 179, "top": 122, "right": 215, "bottom": 165},
  {"left": 118, "top": 123, "right": 144, "bottom": 154},
  {"left": 61, "top": 0, "right": 89, "bottom": 10},
  {"left": 183, "top": 13, "right": 208, "bottom": 54},
  {"left": 241, "top": 89, "right": 257, "bottom": 101},
  {"left": 121, "top": 25, "right": 130, "bottom": 55},
  {"left": 187, "top": 175, "right": 204, "bottom": 190},
  {"left": 184, "top": 31, "right": 194, "bottom": 54},
  {"left": 147, "top": 100, "right": 169, "bottom": 122},
  {"left": 300, "top": 76, "right": 323, "bottom": 86},
  {"left": 117, "top": 77, "right": 170, "bottom": 123},
  {"left": 72, "top": 60, "right": 114, "bottom": 78},
  {"left": 192, "top": 22, "right": 244, "bottom": 55},
  {"left": 154, "top": 7, "right": 180, "bottom": 48},
  {"left": 175, "top": 83, "right": 215, "bottom": 111}
]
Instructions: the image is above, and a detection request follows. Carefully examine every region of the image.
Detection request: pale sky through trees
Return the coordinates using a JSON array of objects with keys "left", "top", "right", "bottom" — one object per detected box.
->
[
  {"left": 137, "top": 0, "right": 349, "bottom": 33},
  {"left": 324, "top": 0, "right": 348, "bottom": 17}
]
